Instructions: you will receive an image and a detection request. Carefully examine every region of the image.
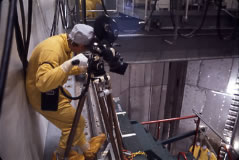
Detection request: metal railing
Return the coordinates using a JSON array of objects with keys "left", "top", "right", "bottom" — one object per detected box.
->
[
  {"left": 141, "top": 114, "right": 200, "bottom": 154},
  {"left": 141, "top": 111, "right": 235, "bottom": 160},
  {"left": 141, "top": 115, "right": 197, "bottom": 140}
]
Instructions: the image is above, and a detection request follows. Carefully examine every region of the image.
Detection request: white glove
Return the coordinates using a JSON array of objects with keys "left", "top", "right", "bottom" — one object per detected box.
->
[
  {"left": 61, "top": 53, "right": 88, "bottom": 73},
  {"left": 71, "top": 53, "right": 88, "bottom": 67}
]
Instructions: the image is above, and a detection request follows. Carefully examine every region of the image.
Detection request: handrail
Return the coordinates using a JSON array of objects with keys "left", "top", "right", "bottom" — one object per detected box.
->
[
  {"left": 79, "top": 9, "right": 117, "bottom": 12},
  {"left": 217, "top": 145, "right": 233, "bottom": 160},
  {"left": 178, "top": 152, "right": 188, "bottom": 160},
  {"left": 141, "top": 115, "right": 197, "bottom": 140},
  {"left": 141, "top": 115, "right": 197, "bottom": 125},
  {"left": 141, "top": 115, "right": 198, "bottom": 142},
  {"left": 141, "top": 113, "right": 234, "bottom": 160}
]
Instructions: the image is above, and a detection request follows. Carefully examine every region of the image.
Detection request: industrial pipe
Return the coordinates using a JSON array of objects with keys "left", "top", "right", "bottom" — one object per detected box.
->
[
  {"left": 159, "top": 130, "right": 198, "bottom": 145},
  {"left": 81, "top": 0, "right": 86, "bottom": 24}
]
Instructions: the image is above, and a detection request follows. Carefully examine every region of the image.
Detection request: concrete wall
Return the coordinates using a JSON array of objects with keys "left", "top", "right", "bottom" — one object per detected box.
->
[
  {"left": 109, "top": 58, "right": 238, "bottom": 154},
  {"left": 109, "top": 62, "right": 169, "bottom": 137},
  {"left": 0, "top": 1, "right": 60, "bottom": 159},
  {"left": 172, "top": 58, "right": 239, "bottom": 154}
]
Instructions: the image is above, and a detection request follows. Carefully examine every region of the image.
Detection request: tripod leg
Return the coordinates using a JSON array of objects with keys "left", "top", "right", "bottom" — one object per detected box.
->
[
  {"left": 105, "top": 84, "right": 125, "bottom": 160},
  {"left": 95, "top": 84, "right": 120, "bottom": 160},
  {"left": 64, "top": 95, "right": 87, "bottom": 159}
]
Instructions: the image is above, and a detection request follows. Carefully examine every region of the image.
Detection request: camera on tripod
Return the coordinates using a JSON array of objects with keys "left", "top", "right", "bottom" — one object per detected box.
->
[{"left": 86, "top": 15, "right": 128, "bottom": 77}]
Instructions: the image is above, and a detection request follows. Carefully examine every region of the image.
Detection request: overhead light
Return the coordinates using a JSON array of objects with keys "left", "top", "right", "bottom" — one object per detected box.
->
[
  {"left": 211, "top": 90, "right": 233, "bottom": 97},
  {"left": 227, "top": 78, "right": 238, "bottom": 95},
  {"left": 233, "top": 141, "right": 239, "bottom": 150}
]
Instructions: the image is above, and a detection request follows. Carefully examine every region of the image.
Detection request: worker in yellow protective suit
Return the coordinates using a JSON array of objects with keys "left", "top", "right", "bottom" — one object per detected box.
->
[
  {"left": 80, "top": 0, "right": 102, "bottom": 18},
  {"left": 26, "top": 24, "right": 106, "bottom": 160},
  {"left": 189, "top": 144, "right": 217, "bottom": 160},
  {"left": 189, "top": 142, "right": 201, "bottom": 158},
  {"left": 198, "top": 145, "right": 217, "bottom": 160}
]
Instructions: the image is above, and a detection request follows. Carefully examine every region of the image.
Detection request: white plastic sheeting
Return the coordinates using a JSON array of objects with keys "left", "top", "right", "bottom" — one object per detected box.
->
[{"left": 0, "top": 0, "right": 62, "bottom": 159}]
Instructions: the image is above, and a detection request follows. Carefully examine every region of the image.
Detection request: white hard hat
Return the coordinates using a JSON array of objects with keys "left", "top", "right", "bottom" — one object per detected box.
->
[{"left": 68, "top": 24, "right": 94, "bottom": 45}]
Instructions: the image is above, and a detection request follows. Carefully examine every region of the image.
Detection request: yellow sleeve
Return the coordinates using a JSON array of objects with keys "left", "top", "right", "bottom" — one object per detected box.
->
[
  {"left": 36, "top": 49, "right": 68, "bottom": 92},
  {"left": 210, "top": 152, "right": 217, "bottom": 160}
]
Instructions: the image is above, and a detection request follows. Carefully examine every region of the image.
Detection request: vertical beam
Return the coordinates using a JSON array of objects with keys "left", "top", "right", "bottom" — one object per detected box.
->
[
  {"left": 75, "top": 0, "right": 81, "bottom": 23},
  {"left": 161, "top": 61, "right": 188, "bottom": 150},
  {"left": 173, "top": 0, "right": 181, "bottom": 40},
  {"left": 81, "top": 0, "right": 86, "bottom": 24},
  {"left": 144, "top": 0, "right": 148, "bottom": 21},
  {"left": 192, "top": 118, "right": 200, "bottom": 154}
]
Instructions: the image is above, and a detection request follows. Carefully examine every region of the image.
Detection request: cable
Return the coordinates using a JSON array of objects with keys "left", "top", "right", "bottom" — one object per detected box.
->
[
  {"left": 170, "top": 0, "right": 210, "bottom": 38},
  {"left": 14, "top": 0, "right": 33, "bottom": 75},
  {"left": 25, "top": 0, "right": 32, "bottom": 55},
  {"left": 65, "top": 0, "right": 76, "bottom": 26},
  {"left": 19, "top": 0, "right": 26, "bottom": 42},
  {"left": 14, "top": 13, "right": 25, "bottom": 68},
  {"left": 144, "top": 0, "right": 158, "bottom": 27},
  {"left": 216, "top": 0, "right": 239, "bottom": 40},
  {"left": 100, "top": 0, "right": 109, "bottom": 15},
  {"left": 60, "top": 86, "right": 83, "bottom": 100},
  {"left": 0, "top": 0, "right": 17, "bottom": 115},
  {"left": 66, "top": 0, "right": 75, "bottom": 13},
  {"left": 179, "top": 0, "right": 210, "bottom": 38},
  {"left": 50, "top": 0, "right": 69, "bottom": 36},
  {"left": 50, "top": 0, "right": 60, "bottom": 36},
  {"left": 59, "top": 0, "right": 68, "bottom": 29},
  {"left": 50, "top": 0, "right": 57, "bottom": 36}
]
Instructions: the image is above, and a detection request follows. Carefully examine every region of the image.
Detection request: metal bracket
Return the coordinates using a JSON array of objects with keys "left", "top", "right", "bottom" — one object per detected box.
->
[{"left": 99, "top": 89, "right": 112, "bottom": 97}]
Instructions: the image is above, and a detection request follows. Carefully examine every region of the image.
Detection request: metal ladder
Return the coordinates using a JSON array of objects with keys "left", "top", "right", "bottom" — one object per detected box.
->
[{"left": 220, "top": 68, "right": 239, "bottom": 158}]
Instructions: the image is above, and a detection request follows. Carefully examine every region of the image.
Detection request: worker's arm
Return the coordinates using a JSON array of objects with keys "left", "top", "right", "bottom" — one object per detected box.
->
[{"left": 36, "top": 49, "right": 67, "bottom": 92}]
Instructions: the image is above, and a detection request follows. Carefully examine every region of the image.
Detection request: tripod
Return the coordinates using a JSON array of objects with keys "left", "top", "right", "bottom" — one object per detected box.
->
[{"left": 62, "top": 71, "right": 124, "bottom": 160}]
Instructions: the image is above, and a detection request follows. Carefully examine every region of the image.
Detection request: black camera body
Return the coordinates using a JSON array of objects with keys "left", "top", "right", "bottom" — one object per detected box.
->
[{"left": 87, "top": 15, "right": 128, "bottom": 76}]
